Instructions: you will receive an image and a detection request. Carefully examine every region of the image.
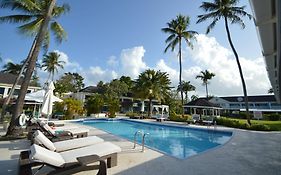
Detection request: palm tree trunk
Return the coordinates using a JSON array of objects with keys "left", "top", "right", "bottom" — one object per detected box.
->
[
  {"left": 6, "top": 0, "right": 57, "bottom": 136},
  {"left": 0, "top": 38, "right": 37, "bottom": 123},
  {"left": 224, "top": 17, "right": 251, "bottom": 125},
  {"left": 205, "top": 83, "right": 208, "bottom": 99},
  {"left": 179, "top": 37, "right": 184, "bottom": 116}
]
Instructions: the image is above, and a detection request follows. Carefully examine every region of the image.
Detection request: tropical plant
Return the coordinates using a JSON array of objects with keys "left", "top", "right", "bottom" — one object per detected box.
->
[
  {"left": 197, "top": 0, "right": 252, "bottom": 125},
  {"left": 1, "top": 62, "right": 23, "bottom": 75},
  {"left": 0, "top": 0, "right": 68, "bottom": 136},
  {"left": 85, "top": 94, "right": 104, "bottom": 116},
  {"left": 119, "top": 76, "right": 133, "bottom": 90},
  {"left": 41, "top": 51, "right": 65, "bottom": 81},
  {"left": 61, "top": 98, "right": 84, "bottom": 120},
  {"left": 268, "top": 88, "right": 274, "bottom": 94},
  {"left": 55, "top": 72, "right": 85, "bottom": 95},
  {"left": 196, "top": 70, "right": 215, "bottom": 99},
  {"left": 162, "top": 14, "right": 197, "bottom": 115},
  {"left": 177, "top": 81, "right": 195, "bottom": 103},
  {"left": 108, "top": 99, "right": 120, "bottom": 118},
  {"left": 133, "top": 69, "right": 171, "bottom": 117},
  {"left": 104, "top": 79, "right": 128, "bottom": 100}
]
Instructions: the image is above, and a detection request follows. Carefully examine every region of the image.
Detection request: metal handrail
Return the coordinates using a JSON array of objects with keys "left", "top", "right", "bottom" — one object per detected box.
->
[
  {"left": 142, "top": 133, "right": 150, "bottom": 152},
  {"left": 133, "top": 131, "right": 143, "bottom": 149}
]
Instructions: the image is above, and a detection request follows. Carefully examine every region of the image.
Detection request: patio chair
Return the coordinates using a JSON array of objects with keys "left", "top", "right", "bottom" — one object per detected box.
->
[
  {"left": 19, "top": 143, "right": 121, "bottom": 175},
  {"left": 39, "top": 121, "right": 89, "bottom": 139},
  {"left": 33, "top": 130, "right": 104, "bottom": 152}
]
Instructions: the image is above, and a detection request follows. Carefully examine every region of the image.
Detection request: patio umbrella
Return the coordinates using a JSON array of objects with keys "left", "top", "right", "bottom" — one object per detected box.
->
[
  {"left": 41, "top": 81, "right": 55, "bottom": 119},
  {"left": 25, "top": 89, "right": 62, "bottom": 103}
]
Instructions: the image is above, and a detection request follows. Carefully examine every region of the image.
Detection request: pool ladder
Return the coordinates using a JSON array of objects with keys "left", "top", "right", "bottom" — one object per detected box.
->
[{"left": 133, "top": 131, "right": 150, "bottom": 152}]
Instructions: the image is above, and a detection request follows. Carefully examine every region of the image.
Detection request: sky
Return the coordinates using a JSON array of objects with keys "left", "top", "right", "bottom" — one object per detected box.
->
[{"left": 0, "top": 0, "right": 271, "bottom": 97}]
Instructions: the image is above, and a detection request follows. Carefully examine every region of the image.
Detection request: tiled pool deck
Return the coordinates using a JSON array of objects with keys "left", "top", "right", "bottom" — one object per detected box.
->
[{"left": 1, "top": 119, "right": 281, "bottom": 175}]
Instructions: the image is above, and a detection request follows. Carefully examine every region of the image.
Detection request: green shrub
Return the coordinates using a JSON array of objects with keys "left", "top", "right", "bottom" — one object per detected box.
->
[
  {"left": 125, "top": 112, "right": 139, "bottom": 117},
  {"left": 249, "top": 124, "right": 271, "bottom": 131},
  {"left": 264, "top": 114, "right": 281, "bottom": 121},
  {"left": 169, "top": 112, "right": 191, "bottom": 122},
  {"left": 108, "top": 99, "right": 120, "bottom": 118}
]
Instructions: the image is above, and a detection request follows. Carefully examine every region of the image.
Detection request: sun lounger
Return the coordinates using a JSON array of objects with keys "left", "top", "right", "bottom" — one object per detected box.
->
[
  {"left": 19, "top": 143, "right": 121, "bottom": 175},
  {"left": 33, "top": 130, "right": 104, "bottom": 152},
  {"left": 40, "top": 121, "right": 89, "bottom": 138}
]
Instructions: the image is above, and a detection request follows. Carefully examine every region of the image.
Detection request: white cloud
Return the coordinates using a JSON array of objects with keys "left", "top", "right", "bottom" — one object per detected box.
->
[
  {"left": 155, "top": 59, "right": 178, "bottom": 85},
  {"left": 107, "top": 55, "right": 119, "bottom": 67},
  {"left": 184, "top": 34, "right": 271, "bottom": 96},
  {"left": 120, "top": 46, "right": 147, "bottom": 78},
  {"left": 85, "top": 66, "right": 118, "bottom": 85}
]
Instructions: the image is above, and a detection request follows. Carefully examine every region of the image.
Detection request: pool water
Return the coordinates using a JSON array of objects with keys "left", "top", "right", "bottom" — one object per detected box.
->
[{"left": 80, "top": 119, "right": 232, "bottom": 159}]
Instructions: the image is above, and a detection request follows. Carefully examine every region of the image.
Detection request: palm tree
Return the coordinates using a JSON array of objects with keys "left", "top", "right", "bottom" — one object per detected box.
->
[
  {"left": 42, "top": 51, "right": 65, "bottom": 81},
  {"left": 197, "top": 0, "right": 252, "bottom": 125},
  {"left": 162, "top": 14, "right": 197, "bottom": 115},
  {"left": 133, "top": 69, "right": 171, "bottom": 117},
  {"left": 0, "top": 0, "right": 65, "bottom": 136},
  {"left": 196, "top": 70, "right": 215, "bottom": 99},
  {"left": 2, "top": 62, "right": 23, "bottom": 75},
  {"left": 177, "top": 81, "right": 195, "bottom": 103}
]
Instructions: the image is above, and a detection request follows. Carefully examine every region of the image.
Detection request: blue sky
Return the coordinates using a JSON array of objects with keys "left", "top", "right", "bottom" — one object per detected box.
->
[{"left": 0, "top": 0, "right": 271, "bottom": 96}]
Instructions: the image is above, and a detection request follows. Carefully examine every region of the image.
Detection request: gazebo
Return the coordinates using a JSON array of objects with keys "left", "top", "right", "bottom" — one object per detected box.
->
[
  {"left": 183, "top": 98, "right": 221, "bottom": 120},
  {"left": 151, "top": 105, "right": 169, "bottom": 119}
]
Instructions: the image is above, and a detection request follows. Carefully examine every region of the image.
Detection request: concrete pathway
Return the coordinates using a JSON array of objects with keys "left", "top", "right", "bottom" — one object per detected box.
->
[{"left": 0, "top": 121, "right": 281, "bottom": 175}]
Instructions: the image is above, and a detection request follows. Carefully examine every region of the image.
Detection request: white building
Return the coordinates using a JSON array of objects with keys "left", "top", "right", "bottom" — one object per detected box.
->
[
  {"left": 209, "top": 95, "right": 281, "bottom": 112},
  {"left": 0, "top": 73, "right": 40, "bottom": 98},
  {"left": 250, "top": 0, "right": 281, "bottom": 102}
]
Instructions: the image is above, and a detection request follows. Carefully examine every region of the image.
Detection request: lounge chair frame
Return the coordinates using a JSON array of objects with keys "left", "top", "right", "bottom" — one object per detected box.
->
[{"left": 19, "top": 150, "right": 115, "bottom": 175}]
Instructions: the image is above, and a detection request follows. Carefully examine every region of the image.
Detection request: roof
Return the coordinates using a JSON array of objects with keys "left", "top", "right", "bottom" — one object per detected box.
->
[
  {"left": 79, "top": 86, "right": 103, "bottom": 93},
  {"left": 219, "top": 95, "right": 276, "bottom": 103},
  {"left": 0, "top": 73, "right": 23, "bottom": 85},
  {"left": 0, "top": 73, "right": 40, "bottom": 87},
  {"left": 184, "top": 99, "right": 221, "bottom": 108}
]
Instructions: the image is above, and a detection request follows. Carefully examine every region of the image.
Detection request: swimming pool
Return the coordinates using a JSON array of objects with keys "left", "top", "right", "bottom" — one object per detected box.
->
[{"left": 79, "top": 119, "right": 232, "bottom": 159}]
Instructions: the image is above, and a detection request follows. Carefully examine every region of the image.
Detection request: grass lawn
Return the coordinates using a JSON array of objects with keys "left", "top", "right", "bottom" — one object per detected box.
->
[{"left": 226, "top": 118, "right": 281, "bottom": 131}]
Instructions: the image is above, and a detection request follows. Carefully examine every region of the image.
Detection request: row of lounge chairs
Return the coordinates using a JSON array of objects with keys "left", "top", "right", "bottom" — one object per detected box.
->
[{"left": 19, "top": 119, "right": 122, "bottom": 175}]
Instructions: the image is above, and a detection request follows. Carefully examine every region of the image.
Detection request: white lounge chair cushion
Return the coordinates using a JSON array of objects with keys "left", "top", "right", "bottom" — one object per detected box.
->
[
  {"left": 61, "top": 142, "right": 121, "bottom": 164},
  {"left": 30, "top": 144, "right": 65, "bottom": 167},
  {"left": 33, "top": 130, "right": 56, "bottom": 151},
  {"left": 54, "top": 136, "right": 104, "bottom": 152},
  {"left": 63, "top": 128, "right": 89, "bottom": 135}
]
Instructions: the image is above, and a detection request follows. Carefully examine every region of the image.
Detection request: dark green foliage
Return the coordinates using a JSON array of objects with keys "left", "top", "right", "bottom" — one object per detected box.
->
[
  {"left": 85, "top": 94, "right": 104, "bottom": 116},
  {"left": 55, "top": 72, "right": 85, "bottom": 95},
  {"left": 264, "top": 114, "right": 281, "bottom": 121},
  {"left": 215, "top": 117, "right": 271, "bottom": 131},
  {"left": 249, "top": 124, "right": 271, "bottom": 131},
  {"left": 169, "top": 112, "right": 191, "bottom": 122},
  {"left": 108, "top": 99, "right": 119, "bottom": 118}
]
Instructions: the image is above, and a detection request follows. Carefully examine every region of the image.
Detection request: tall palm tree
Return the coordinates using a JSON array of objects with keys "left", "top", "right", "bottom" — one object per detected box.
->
[
  {"left": 2, "top": 62, "right": 23, "bottom": 75},
  {"left": 133, "top": 69, "right": 171, "bottom": 117},
  {"left": 0, "top": 0, "right": 70, "bottom": 128},
  {"left": 197, "top": 0, "right": 252, "bottom": 125},
  {"left": 162, "top": 14, "right": 197, "bottom": 115},
  {"left": 177, "top": 81, "right": 195, "bottom": 103},
  {"left": 42, "top": 51, "right": 65, "bottom": 81},
  {"left": 196, "top": 70, "right": 215, "bottom": 99},
  {"left": 0, "top": 0, "right": 63, "bottom": 136}
]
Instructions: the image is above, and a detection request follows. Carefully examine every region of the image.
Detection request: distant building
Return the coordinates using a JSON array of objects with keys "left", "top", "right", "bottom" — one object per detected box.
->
[
  {"left": 70, "top": 85, "right": 158, "bottom": 113},
  {"left": 208, "top": 95, "right": 281, "bottom": 112},
  {"left": 0, "top": 73, "right": 40, "bottom": 98}
]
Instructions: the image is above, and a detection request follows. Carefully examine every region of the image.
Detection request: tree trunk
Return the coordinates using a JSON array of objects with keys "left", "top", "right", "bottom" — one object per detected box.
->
[
  {"left": 0, "top": 38, "right": 37, "bottom": 123},
  {"left": 205, "top": 83, "right": 208, "bottom": 99},
  {"left": 6, "top": 0, "right": 57, "bottom": 136},
  {"left": 178, "top": 37, "right": 184, "bottom": 116},
  {"left": 224, "top": 17, "right": 251, "bottom": 125}
]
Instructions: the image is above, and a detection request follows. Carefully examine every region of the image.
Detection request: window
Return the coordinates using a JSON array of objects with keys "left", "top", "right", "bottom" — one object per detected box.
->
[{"left": 0, "top": 87, "right": 5, "bottom": 95}]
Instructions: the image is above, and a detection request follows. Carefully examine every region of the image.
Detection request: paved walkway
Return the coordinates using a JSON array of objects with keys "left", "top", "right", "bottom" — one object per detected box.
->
[{"left": 0, "top": 120, "right": 281, "bottom": 175}]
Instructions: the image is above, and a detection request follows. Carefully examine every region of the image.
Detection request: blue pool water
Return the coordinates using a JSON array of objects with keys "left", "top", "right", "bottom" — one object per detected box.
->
[{"left": 80, "top": 119, "right": 232, "bottom": 159}]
